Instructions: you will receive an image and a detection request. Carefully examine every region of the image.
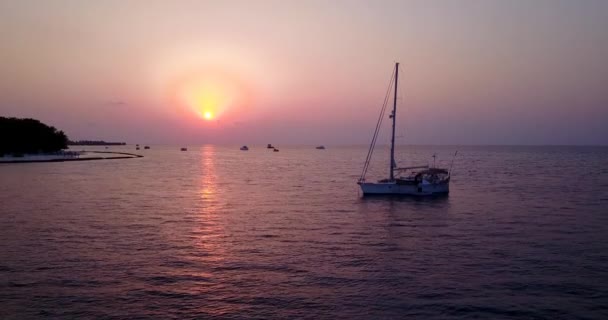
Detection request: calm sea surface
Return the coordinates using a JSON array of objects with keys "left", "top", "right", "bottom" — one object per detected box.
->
[{"left": 1, "top": 145, "right": 607, "bottom": 319}]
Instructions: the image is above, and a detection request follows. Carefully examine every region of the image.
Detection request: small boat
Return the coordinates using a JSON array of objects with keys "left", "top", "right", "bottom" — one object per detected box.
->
[
  {"left": 240, "top": 145, "right": 249, "bottom": 151},
  {"left": 144, "top": 146, "right": 150, "bottom": 149},
  {"left": 358, "top": 62, "right": 452, "bottom": 196},
  {"left": 316, "top": 145, "right": 326, "bottom": 150},
  {"left": 180, "top": 147, "right": 187, "bottom": 151},
  {"left": 136, "top": 147, "right": 140, "bottom": 150},
  {"left": 267, "top": 144, "right": 274, "bottom": 149},
  {"left": 273, "top": 148, "right": 279, "bottom": 152}
]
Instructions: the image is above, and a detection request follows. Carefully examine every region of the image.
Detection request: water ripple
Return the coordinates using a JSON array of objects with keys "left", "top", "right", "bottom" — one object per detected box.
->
[{"left": 0, "top": 145, "right": 607, "bottom": 319}]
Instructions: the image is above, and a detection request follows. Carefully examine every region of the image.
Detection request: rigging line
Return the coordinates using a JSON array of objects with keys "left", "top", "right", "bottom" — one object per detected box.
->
[
  {"left": 360, "top": 73, "right": 393, "bottom": 181},
  {"left": 361, "top": 69, "right": 395, "bottom": 179},
  {"left": 394, "top": 66, "right": 407, "bottom": 143},
  {"left": 399, "top": 67, "right": 406, "bottom": 142},
  {"left": 360, "top": 68, "right": 396, "bottom": 181},
  {"left": 364, "top": 71, "right": 394, "bottom": 175},
  {"left": 448, "top": 150, "right": 458, "bottom": 177}
]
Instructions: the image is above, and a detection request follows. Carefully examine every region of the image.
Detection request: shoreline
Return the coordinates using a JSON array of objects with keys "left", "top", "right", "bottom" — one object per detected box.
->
[{"left": 0, "top": 151, "right": 143, "bottom": 164}]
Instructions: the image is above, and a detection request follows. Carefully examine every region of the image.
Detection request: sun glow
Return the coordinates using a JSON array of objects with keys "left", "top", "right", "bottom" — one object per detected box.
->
[{"left": 172, "top": 69, "right": 250, "bottom": 122}]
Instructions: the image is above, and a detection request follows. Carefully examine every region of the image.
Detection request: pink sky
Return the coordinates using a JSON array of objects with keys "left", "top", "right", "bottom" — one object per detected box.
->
[{"left": 1, "top": 0, "right": 607, "bottom": 145}]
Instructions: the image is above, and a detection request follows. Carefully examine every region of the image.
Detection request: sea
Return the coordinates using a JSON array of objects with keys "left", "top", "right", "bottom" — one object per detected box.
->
[{"left": 1, "top": 145, "right": 607, "bottom": 319}]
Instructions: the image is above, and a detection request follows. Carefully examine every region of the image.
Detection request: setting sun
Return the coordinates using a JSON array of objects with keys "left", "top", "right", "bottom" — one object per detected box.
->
[{"left": 171, "top": 69, "right": 251, "bottom": 123}]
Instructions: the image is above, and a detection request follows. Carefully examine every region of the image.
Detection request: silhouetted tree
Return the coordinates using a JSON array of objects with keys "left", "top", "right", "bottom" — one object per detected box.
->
[{"left": 0, "top": 117, "right": 68, "bottom": 155}]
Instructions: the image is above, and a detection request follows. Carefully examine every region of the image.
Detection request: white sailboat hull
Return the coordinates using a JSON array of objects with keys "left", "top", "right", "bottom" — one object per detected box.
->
[
  {"left": 359, "top": 181, "right": 449, "bottom": 196},
  {"left": 358, "top": 63, "right": 453, "bottom": 197}
]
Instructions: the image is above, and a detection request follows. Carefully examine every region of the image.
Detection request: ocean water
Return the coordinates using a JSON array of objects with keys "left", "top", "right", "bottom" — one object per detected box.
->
[{"left": 1, "top": 145, "right": 607, "bottom": 319}]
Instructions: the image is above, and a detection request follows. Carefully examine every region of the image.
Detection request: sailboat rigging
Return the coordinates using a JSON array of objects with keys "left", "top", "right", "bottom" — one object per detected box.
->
[{"left": 358, "top": 62, "right": 451, "bottom": 196}]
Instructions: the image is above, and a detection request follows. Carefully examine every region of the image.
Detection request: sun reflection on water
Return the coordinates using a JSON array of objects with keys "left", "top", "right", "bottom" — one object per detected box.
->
[
  {"left": 193, "top": 145, "right": 227, "bottom": 264},
  {"left": 200, "top": 145, "right": 218, "bottom": 202}
]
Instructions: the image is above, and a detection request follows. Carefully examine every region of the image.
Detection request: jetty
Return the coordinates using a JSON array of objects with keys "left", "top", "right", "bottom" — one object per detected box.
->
[{"left": 0, "top": 151, "right": 143, "bottom": 164}]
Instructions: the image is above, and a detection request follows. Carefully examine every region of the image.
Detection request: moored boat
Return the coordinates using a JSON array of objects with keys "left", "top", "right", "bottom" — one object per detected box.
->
[{"left": 357, "top": 62, "right": 452, "bottom": 196}]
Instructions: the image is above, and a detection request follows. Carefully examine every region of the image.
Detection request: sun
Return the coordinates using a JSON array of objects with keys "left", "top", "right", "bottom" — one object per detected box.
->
[{"left": 171, "top": 68, "right": 252, "bottom": 123}]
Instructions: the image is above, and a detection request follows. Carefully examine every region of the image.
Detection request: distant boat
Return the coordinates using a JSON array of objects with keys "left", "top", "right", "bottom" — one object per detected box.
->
[
  {"left": 273, "top": 148, "right": 279, "bottom": 152},
  {"left": 316, "top": 145, "right": 326, "bottom": 150},
  {"left": 144, "top": 146, "right": 150, "bottom": 149},
  {"left": 267, "top": 144, "right": 274, "bottom": 149},
  {"left": 358, "top": 62, "right": 451, "bottom": 196},
  {"left": 180, "top": 147, "right": 187, "bottom": 151},
  {"left": 240, "top": 145, "right": 249, "bottom": 151},
  {"left": 136, "top": 147, "right": 140, "bottom": 150}
]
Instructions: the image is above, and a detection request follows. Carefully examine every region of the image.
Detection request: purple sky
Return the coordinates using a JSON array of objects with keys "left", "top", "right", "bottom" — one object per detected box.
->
[{"left": 1, "top": 0, "right": 607, "bottom": 145}]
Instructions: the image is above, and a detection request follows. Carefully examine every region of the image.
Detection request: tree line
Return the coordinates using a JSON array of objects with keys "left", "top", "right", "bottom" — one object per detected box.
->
[{"left": 0, "top": 117, "right": 68, "bottom": 155}]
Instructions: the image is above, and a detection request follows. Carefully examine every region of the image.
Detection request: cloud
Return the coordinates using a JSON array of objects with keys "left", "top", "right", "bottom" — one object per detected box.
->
[{"left": 105, "top": 100, "right": 126, "bottom": 106}]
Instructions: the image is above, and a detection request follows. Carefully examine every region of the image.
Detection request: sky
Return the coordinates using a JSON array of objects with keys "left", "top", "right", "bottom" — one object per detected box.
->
[{"left": 0, "top": 0, "right": 607, "bottom": 145}]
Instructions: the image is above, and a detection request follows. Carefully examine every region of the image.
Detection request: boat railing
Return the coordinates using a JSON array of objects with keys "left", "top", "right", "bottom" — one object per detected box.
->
[{"left": 394, "top": 165, "right": 429, "bottom": 172}]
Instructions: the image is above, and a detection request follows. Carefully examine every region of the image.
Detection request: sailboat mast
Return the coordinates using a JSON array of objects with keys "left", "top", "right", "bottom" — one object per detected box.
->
[{"left": 389, "top": 62, "right": 399, "bottom": 181}]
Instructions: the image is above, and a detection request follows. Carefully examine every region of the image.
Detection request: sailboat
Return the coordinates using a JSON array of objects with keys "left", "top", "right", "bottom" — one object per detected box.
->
[{"left": 357, "top": 62, "right": 451, "bottom": 196}]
